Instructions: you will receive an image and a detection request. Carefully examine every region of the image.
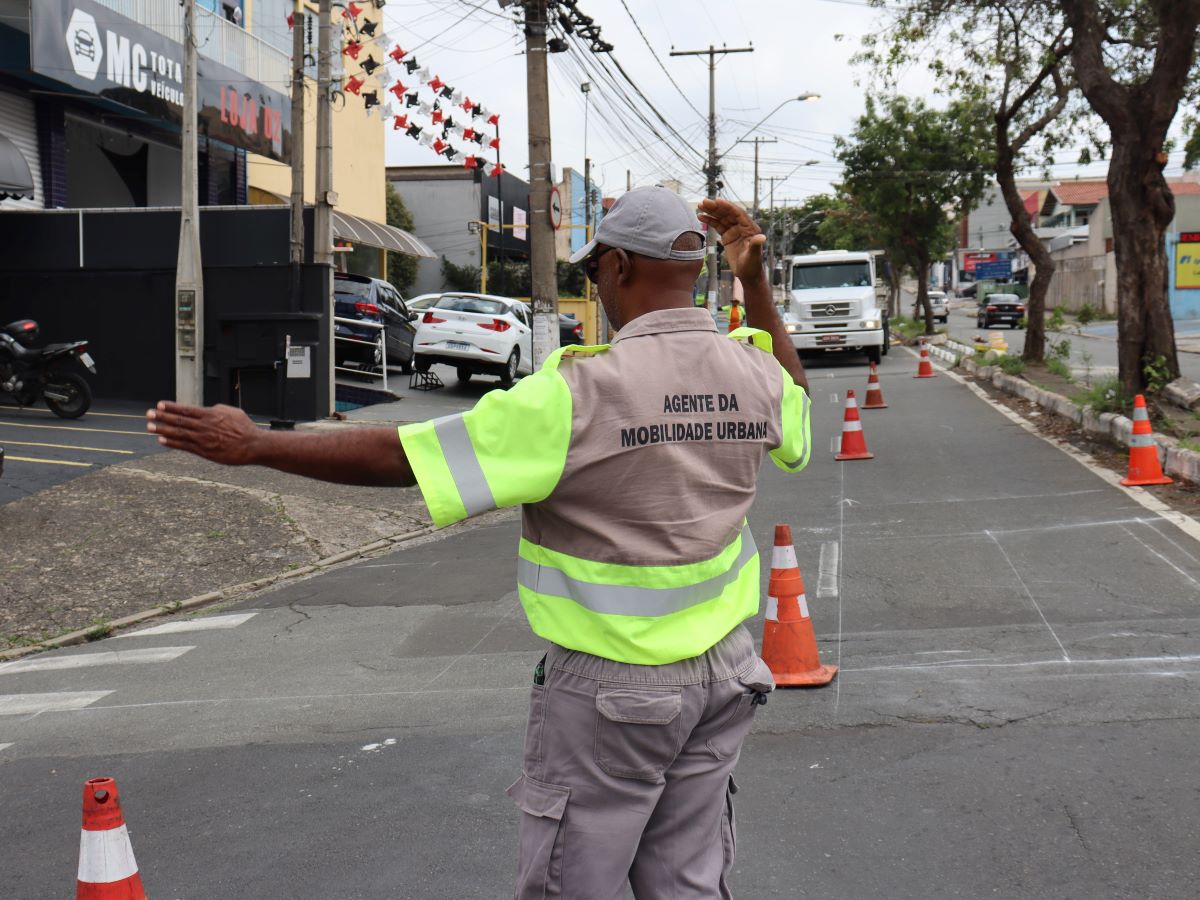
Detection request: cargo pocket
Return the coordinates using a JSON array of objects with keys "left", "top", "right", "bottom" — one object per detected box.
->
[
  {"left": 508, "top": 774, "right": 570, "bottom": 899},
  {"left": 707, "top": 657, "right": 775, "bottom": 761},
  {"left": 593, "top": 684, "right": 683, "bottom": 782}
]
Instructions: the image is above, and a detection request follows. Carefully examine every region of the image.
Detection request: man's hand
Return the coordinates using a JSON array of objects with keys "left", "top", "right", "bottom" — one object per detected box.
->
[
  {"left": 146, "top": 402, "right": 263, "bottom": 466},
  {"left": 697, "top": 198, "right": 767, "bottom": 283}
]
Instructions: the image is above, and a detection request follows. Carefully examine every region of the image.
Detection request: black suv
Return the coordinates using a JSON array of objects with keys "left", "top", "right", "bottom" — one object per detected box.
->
[{"left": 333, "top": 273, "right": 417, "bottom": 372}]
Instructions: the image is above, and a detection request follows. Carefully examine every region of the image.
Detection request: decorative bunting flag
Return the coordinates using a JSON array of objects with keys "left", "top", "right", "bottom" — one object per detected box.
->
[
  {"left": 342, "top": 2, "right": 363, "bottom": 20},
  {"left": 406, "top": 123, "right": 422, "bottom": 139},
  {"left": 432, "top": 109, "right": 445, "bottom": 125},
  {"left": 429, "top": 75, "right": 445, "bottom": 92},
  {"left": 418, "top": 101, "right": 433, "bottom": 116},
  {"left": 388, "top": 80, "right": 407, "bottom": 99},
  {"left": 345, "top": 75, "right": 365, "bottom": 95},
  {"left": 287, "top": 11, "right": 294, "bottom": 28},
  {"left": 389, "top": 45, "right": 407, "bottom": 63},
  {"left": 359, "top": 19, "right": 378, "bottom": 37},
  {"left": 405, "top": 92, "right": 419, "bottom": 107},
  {"left": 363, "top": 91, "right": 380, "bottom": 110},
  {"left": 419, "top": 132, "right": 434, "bottom": 147},
  {"left": 443, "top": 116, "right": 456, "bottom": 131},
  {"left": 361, "top": 55, "right": 381, "bottom": 76},
  {"left": 417, "top": 67, "right": 431, "bottom": 81},
  {"left": 461, "top": 96, "right": 473, "bottom": 112},
  {"left": 487, "top": 112, "right": 500, "bottom": 126},
  {"left": 439, "top": 85, "right": 454, "bottom": 99},
  {"left": 392, "top": 114, "right": 409, "bottom": 130},
  {"left": 461, "top": 128, "right": 476, "bottom": 142},
  {"left": 489, "top": 137, "right": 500, "bottom": 150},
  {"left": 433, "top": 138, "right": 447, "bottom": 154},
  {"left": 403, "top": 57, "right": 420, "bottom": 74},
  {"left": 343, "top": 41, "right": 363, "bottom": 59},
  {"left": 463, "top": 156, "right": 480, "bottom": 169},
  {"left": 488, "top": 164, "right": 503, "bottom": 178},
  {"left": 381, "top": 102, "right": 395, "bottom": 118},
  {"left": 444, "top": 145, "right": 460, "bottom": 161}
]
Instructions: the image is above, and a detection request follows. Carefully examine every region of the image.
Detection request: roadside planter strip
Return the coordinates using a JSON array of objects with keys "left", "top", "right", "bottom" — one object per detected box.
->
[{"left": 933, "top": 337, "right": 1200, "bottom": 487}]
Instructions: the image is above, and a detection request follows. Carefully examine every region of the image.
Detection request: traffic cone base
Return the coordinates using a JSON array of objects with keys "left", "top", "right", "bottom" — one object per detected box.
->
[
  {"left": 1121, "top": 394, "right": 1173, "bottom": 486},
  {"left": 761, "top": 524, "right": 838, "bottom": 689},
  {"left": 863, "top": 362, "right": 888, "bottom": 409}
]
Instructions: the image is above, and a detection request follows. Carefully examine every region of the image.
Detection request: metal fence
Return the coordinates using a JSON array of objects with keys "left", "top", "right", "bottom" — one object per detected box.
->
[{"left": 333, "top": 317, "right": 389, "bottom": 393}]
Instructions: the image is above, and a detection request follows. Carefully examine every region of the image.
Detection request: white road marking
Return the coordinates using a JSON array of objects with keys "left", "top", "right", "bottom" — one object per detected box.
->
[
  {"left": 834, "top": 464, "right": 846, "bottom": 715},
  {"left": 0, "top": 691, "right": 113, "bottom": 716},
  {"left": 117, "top": 613, "right": 258, "bottom": 637},
  {"left": 830, "top": 392, "right": 840, "bottom": 404},
  {"left": 0, "top": 742, "right": 12, "bottom": 752},
  {"left": 986, "top": 530, "right": 1071, "bottom": 662},
  {"left": 914, "top": 650, "right": 974, "bottom": 655},
  {"left": 830, "top": 435, "right": 839, "bottom": 453},
  {"left": 846, "top": 654, "right": 1200, "bottom": 675},
  {"left": 0, "top": 646, "right": 194, "bottom": 675},
  {"left": 818, "top": 542, "right": 840, "bottom": 598},
  {"left": 1120, "top": 525, "right": 1200, "bottom": 590}
]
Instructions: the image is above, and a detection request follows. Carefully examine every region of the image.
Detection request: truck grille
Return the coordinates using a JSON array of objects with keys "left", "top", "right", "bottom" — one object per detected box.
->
[{"left": 808, "top": 302, "right": 853, "bottom": 318}]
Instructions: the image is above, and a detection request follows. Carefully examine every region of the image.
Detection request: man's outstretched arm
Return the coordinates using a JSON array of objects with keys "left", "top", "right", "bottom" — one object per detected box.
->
[{"left": 146, "top": 401, "right": 415, "bottom": 487}]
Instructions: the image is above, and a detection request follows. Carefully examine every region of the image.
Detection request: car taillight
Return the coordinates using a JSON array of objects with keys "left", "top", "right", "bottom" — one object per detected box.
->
[
  {"left": 987, "top": 305, "right": 998, "bottom": 312},
  {"left": 75, "top": 343, "right": 88, "bottom": 353},
  {"left": 422, "top": 311, "right": 446, "bottom": 324},
  {"left": 572, "top": 324, "right": 583, "bottom": 337},
  {"left": 1016, "top": 306, "right": 1025, "bottom": 313},
  {"left": 478, "top": 318, "right": 511, "bottom": 332},
  {"left": 22, "top": 321, "right": 35, "bottom": 331},
  {"left": 355, "top": 302, "right": 380, "bottom": 317}
]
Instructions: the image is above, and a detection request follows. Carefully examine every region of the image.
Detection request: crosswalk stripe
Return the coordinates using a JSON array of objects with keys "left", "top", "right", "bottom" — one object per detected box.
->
[
  {"left": 5, "top": 455, "right": 94, "bottom": 467},
  {"left": 118, "top": 612, "right": 258, "bottom": 637},
  {"left": 0, "top": 646, "right": 194, "bottom": 675},
  {"left": 0, "top": 691, "right": 113, "bottom": 716}
]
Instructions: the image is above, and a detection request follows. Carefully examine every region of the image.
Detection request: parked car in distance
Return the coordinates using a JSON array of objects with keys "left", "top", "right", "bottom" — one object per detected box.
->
[
  {"left": 333, "top": 273, "right": 417, "bottom": 373},
  {"left": 413, "top": 293, "right": 533, "bottom": 385},
  {"left": 560, "top": 313, "right": 584, "bottom": 346},
  {"left": 976, "top": 292, "right": 1025, "bottom": 329},
  {"left": 912, "top": 290, "right": 949, "bottom": 324}
]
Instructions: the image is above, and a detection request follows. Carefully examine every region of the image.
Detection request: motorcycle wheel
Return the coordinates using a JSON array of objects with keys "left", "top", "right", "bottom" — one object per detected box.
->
[{"left": 44, "top": 371, "right": 92, "bottom": 419}]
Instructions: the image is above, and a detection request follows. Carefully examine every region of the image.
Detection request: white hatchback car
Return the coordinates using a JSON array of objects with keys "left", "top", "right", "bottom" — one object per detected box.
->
[
  {"left": 413, "top": 292, "right": 534, "bottom": 384},
  {"left": 912, "top": 290, "right": 949, "bottom": 323}
]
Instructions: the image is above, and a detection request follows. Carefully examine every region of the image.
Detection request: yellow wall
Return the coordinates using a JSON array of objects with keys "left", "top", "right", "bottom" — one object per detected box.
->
[{"left": 244, "top": 54, "right": 385, "bottom": 222}]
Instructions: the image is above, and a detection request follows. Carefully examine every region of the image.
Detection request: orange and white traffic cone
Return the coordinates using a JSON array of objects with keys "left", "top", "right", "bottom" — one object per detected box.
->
[
  {"left": 914, "top": 339, "right": 936, "bottom": 378},
  {"left": 728, "top": 299, "right": 742, "bottom": 332},
  {"left": 1121, "top": 394, "right": 1172, "bottom": 486},
  {"left": 863, "top": 362, "right": 888, "bottom": 409},
  {"left": 77, "top": 778, "right": 146, "bottom": 900},
  {"left": 835, "top": 389, "right": 874, "bottom": 460},
  {"left": 761, "top": 524, "right": 837, "bottom": 687}
]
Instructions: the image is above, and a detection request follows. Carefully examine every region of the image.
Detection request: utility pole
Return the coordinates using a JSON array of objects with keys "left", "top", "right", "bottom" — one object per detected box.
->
[
  {"left": 289, "top": 0, "right": 305, "bottom": 270},
  {"left": 626, "top": 169, "right": 631, "bottom": 192},
  {"left": 670, "top": 44, "right": 753, "bottom": 316},
  {"left": 174, "top": 0, "right": 203, "bottom": 405},
  {"left": 524, "top": 0, "right": 559, "bottom": 367},
  {"left": 736, "top": 136, "right": 776, "bottom": 220},
  {"left": 766, "top": 175, "right": 782, "bottom": 285},
  {"left": 316, "top": 0, "right": 335, "bottom": 414}
]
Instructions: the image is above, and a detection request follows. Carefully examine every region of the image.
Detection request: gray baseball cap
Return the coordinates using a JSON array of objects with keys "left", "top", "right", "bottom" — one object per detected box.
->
[{"left": 568, "top": 185, "right": 706, "bottom": 264}]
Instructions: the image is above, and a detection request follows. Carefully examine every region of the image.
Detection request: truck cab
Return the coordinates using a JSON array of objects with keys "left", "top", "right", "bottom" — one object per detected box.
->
[{"left": 781, "top": 250, "right": 888, "bottom": 365}]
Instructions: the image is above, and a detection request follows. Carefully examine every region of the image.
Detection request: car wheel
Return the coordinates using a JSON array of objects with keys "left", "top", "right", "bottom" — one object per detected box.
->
[
  {"left": 457, "top": 367, "right": 473, "bottom": 383},
  {"left": 414, "top": 356, "right": 430, "bottom": 374},
  {"left": 499, "top": 348, "right": 519, "bottom": 385},
  {"left": 866, "top": 346, "right": 882, "bottom": 366}
]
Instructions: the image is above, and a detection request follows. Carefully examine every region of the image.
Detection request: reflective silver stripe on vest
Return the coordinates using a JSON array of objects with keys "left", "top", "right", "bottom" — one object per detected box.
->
[
  {"left": 518, "top": 526, "right": 758, "bottom": 617},
  {"left": 433, "top": 414, "right": 497, "bottom": 516},
  {"left": 778, "top": 389, "right": 811, "bottom": 468}
]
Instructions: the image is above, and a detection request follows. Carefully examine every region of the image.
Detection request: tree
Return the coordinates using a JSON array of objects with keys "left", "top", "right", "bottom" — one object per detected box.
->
[
  {"left": 1061, "top": 0, "right": 1200, "bottom": 395},
  {"left": 385, "top": 184, "right": 419, "bottom": 295},
  {"left": 837, "top": 96, "right": 994, "bottom": 333},
  {"left": 861, "top": 0, "right": 1078, "bottom": 362}
]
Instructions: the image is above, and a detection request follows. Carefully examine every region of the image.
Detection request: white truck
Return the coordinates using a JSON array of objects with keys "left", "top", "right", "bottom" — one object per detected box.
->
[{"left": 781, "top": 250, "right": 889, "bottom": 365}]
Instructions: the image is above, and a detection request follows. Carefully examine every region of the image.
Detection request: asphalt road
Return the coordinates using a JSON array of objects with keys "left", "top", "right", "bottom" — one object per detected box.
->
[
  {"left": 4, "top": 350, "right": 1200, "bottom": 898},
  {"left": 0, "top": 401, "right": 164, "bottom": 506}
]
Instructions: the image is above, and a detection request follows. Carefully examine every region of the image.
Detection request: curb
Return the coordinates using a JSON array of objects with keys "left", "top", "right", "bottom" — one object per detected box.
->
[
  {"left": 954, "top": 355, "right": 1200, "bottom": 487},
  {"left": 0, "top": 525, "right": 437, "bottom": 663}
]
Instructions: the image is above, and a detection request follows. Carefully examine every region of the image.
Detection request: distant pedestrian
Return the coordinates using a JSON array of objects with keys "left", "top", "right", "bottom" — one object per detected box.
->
[{"left": 146, "top": 189, "right": 811, "bottom": 898}]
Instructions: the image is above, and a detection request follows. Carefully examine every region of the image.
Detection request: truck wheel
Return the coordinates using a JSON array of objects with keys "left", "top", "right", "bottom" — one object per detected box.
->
[{"left": 866, "top": 346, "right": 882, "bottom": 366}]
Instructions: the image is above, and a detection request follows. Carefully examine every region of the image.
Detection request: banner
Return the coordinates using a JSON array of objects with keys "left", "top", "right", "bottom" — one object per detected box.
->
[
  {"left": 30, "top": 0, "right": 290, "bottom": 162},
  {"left": 1176, "top": 233, "right": 1200, "bottom": 290}
]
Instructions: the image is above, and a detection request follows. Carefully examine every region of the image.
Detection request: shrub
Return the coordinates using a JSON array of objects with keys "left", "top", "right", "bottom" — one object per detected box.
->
[
  {"left": 1076, "top": 302, "right": 1097, "bottom": 327},
  {"left": 1046, "top": 357, "right": 1072, "bottom": 380},
  {"left": 1048, "top": 306, "right": 1066, "bottom": 331},
  {"left": 1074, "top": 375, "right": 1128, "bottom": 413},
  {"left": 997, "top": 355, "right": 1026, "bottom": 375},
  {"left": 1048, "top": 337, "right": 1071, "bottom": 361}
]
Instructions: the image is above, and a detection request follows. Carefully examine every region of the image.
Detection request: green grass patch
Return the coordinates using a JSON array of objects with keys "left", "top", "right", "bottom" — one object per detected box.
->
[
  {"left": 996, "top": 355, "right": 1026, "bottom": 375},
  {"left": 1046, "top": 357, "right": 1073, "bottom": 381},
  {"left": 1073, "top": 375, "right": 1129, "bottom": 414}
]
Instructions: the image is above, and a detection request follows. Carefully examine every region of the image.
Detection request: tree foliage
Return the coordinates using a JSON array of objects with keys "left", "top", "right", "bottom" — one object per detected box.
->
[
  {"left": 836, "top": 95, "right": 993, "bottom": 332},
  {"left": 385, "top": 184, "right": 419, "bottom": 295}
]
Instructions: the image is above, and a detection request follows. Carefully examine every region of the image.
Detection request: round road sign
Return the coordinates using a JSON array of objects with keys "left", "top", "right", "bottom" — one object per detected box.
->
[{"left": 550, "top": 186, "right": 563, "bottom": 230}]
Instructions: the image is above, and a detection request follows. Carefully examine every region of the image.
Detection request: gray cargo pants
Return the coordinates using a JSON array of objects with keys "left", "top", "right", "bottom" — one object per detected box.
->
[{"left": 506, "top": 624, "right": 775, "bottom": 899}]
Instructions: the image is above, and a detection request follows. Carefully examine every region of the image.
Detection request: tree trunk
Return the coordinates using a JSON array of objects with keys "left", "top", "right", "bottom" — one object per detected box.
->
[
  {"left": 916, "top": 249, "right": 933, "bottom": 334},
  {"left": 888, "top": 264, "right": 901, "bottom": 319},
  {"left": 994, "top": 134, "right": 1054, "bottom": 364},
  {"left": 1108, "top": 135, "right": 1179, "bottom": 396}
]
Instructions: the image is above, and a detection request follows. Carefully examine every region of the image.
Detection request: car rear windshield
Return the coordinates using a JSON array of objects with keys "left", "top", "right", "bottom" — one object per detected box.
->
[
  {"left": 435, "top": 296, "right": 507, "bottom": 316},
  {"left": 792, "top": 262, "right": 872, "bottom": 290},
  {"left": 334, "top": 280, "right": 372, "bottom": 299}
]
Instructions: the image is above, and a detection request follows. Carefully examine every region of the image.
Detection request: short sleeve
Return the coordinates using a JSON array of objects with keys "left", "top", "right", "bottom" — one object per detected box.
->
[
  {"left": 397, "top": 368, "right": 573, "bottom": 527},
  {"left": 769, "top": 367, "right": 811, "bottom": 473}
]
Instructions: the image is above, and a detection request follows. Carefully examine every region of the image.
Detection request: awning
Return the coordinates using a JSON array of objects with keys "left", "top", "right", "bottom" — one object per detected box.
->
[
  {"left": 333, "top": 209, "right": 436, "bottom": 259},
  {"left": 0, "top": 135, "right": 34, "bottom": 200}
]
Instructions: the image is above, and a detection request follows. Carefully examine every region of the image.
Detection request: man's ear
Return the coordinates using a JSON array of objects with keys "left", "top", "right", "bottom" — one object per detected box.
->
[{"left": 615, "top": 248, "right": 633, "bottom": 285}]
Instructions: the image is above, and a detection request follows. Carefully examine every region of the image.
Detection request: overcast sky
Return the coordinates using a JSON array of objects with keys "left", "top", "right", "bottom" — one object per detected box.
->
[{"left": 375, "top": 0, "right": 1189, "bottom": 207}]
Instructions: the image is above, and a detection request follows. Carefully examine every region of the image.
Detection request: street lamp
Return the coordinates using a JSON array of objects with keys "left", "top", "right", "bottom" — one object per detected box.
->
[{"left": 721, "top": 93, "right": 820, "bottom": 158}]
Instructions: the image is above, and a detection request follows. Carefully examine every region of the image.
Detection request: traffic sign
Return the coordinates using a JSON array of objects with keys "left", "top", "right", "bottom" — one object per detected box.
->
[{"left": 550, "top": 186, "right": 563, "bottom": 230}]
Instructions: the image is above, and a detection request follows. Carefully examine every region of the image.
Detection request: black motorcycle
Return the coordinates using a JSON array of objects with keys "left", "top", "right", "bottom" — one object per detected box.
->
[{"left": 0, "top": 319, "right": 96, "bottom": 419}]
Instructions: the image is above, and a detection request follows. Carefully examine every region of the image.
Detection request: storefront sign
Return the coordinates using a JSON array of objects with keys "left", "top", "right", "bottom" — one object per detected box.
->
[
  {"left": 512, "top": 206, "right": 527, "bottom": 242},
  {"left": 1176, "top": 233, "right": 1200, "bottom": 290},
  {"left": 30, "top": 0, "right": 290, "bottom": 162}
]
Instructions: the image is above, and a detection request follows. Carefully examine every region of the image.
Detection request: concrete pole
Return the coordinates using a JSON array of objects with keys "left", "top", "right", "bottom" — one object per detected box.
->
[
  {"left": 174, "top": 0, "right": 203, "bottom": 405},
  {"left": 316, "top": 0, "right": 335, "bottom": 414},
  {"left": 524, "top": 0, "right": 559, "bottom": 367},
  {"left": 289, "top": 0, "right": 305, "bottom": 268}
]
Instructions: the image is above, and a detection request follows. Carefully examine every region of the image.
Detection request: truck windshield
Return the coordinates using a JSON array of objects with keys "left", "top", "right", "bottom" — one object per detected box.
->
[{"left": 791, "top": 262, "right": 872, "bottom": 290}]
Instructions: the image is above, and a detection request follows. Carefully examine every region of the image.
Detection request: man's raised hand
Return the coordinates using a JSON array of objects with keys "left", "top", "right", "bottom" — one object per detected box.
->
[
  {"left": 697, "top": 198, "right": 767, "bottom": 282},
  {"left": 146, "top": 401, "right": 263, "bottom": 466}
]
